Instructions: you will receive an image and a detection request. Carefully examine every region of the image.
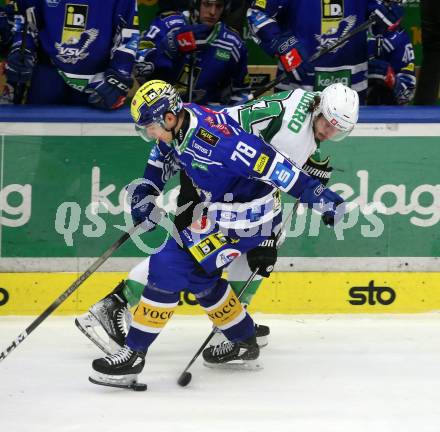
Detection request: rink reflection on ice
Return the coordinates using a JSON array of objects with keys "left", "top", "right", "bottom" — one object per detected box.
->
[{"left": 1, "top": 314, "right": 440, "bottom": 432}]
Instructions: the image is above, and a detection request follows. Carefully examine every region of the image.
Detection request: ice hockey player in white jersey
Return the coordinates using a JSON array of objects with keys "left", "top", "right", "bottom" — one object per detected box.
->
[{"left": 75, "top": 83, "right": 359, "bottom": 357}]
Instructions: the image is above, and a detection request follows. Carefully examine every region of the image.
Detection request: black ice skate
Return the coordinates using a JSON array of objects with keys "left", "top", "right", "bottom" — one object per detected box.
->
[
  {"left": 89, "top": 345, "right": 147, "bottom": 391},
  {"left": 75, "top": 281, "right": 130, "bottom": 355},
  {"left": 203, "top": 335, "right": 262, "bottom": 370},
  {"left": 210, "top": 323, "right": 270, "bottom": 348}
]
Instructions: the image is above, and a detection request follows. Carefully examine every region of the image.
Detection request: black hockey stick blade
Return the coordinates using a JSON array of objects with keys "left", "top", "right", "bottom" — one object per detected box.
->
[
  {"left": 0, "top": 225, "right": 138, "bottom": 363},
  {"left": 89, "top": 376, "right": 147, "bottom": 391}
]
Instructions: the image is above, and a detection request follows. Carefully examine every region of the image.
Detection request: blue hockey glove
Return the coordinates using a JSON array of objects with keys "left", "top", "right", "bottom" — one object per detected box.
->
[
  {"left": 129, "top": 182, "right": 164, "bottom": 232},
  {"left": 275, "top": 34, "right": 312, "bottom": 82},
  {"left": 368, "top": 58, "right": 395, "bottom": 89},
  {"left": 5, "top": 46, "right": 36, "bottom": 84},
  {"left": 302, "top": 156, "right": 333, "bottom": 186},
  {"left": 164, "top": 23, "right": 218, "bottom": 57},
  {"left": 299, "top": 180, "right": 346, "bottom": 227},
  {"left": 394, "top": 72, "right": 416, "bottom": 105},
  {"left": 87, "top": 69, "right": 133, "bottom": 110},
  {"left": 370, "top": 0, "right": 404, "bottom": 34}
]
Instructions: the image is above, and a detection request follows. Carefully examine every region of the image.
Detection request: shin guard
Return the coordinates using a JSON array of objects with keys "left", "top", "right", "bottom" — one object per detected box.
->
[
  {"left": 126, "top": 286, "right": 179, "bottom": 352},
  {"left": 197, "top": 279, "right": 255, "bottom": 343}
]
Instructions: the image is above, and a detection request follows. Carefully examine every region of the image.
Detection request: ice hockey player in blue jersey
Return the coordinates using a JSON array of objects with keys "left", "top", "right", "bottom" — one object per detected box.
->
[
  {"left": 247, "top": 0, "right": 404, "bottom": 103},
  {"left": 366, "top": 1, "right": 416, "bottom": 105},
  {"left": 89, "top": 80, "right": 347, "bottom": 389},
  {"left": 134, "top": 0, "right": 250, "bottom": 104},
  {"left": 5, "top": 0, "right": 139, "bottom": 108}
]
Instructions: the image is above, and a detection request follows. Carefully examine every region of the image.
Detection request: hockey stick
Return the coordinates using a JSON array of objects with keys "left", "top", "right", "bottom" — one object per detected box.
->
[
  {"left": 177, "top": 200, "right": 300, "bottom": 387},
  {"left": 249, "top": 13, "right": 378, "bottom": 100},
  {"left": 0, "top": 225, "right": 139, "bottom": 363},
  {"left": 187, "top": 53, "right": 196, "bottom": 103},
  {"left": 12, "top": 18, "right": 28, "bottom": 105}
]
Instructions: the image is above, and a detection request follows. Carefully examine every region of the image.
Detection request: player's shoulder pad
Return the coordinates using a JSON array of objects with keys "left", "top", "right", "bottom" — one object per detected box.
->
[
  {"left": 158, "top": 11, "right": 186, "bottom": 30},
  {"left": 221, "top": 25, "right": 245, "bottom": 48}
]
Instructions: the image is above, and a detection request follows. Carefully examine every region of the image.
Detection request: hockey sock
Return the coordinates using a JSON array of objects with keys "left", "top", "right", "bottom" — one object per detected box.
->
[
  {"left": 197, "top": 279, "right": 255, "bottom": 342},
  {"left": 122, "top": 279, "right": 145, "bottom": 307},
  {"left": 229, "top": 279, "right": 263, "bottom": 306},
  {"left": 125, "top": 286, "right": 179, "bottom": 352}
]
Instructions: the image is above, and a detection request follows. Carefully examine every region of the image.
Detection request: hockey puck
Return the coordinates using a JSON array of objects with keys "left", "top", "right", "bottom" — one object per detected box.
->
[{"left": 177, "top": 372, "right": 192, "bottom": 387}]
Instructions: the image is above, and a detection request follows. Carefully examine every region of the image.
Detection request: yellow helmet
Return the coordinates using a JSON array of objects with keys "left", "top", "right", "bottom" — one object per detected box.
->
[{"left": 131, "top": 80, "right": 183, "bottom": 126}]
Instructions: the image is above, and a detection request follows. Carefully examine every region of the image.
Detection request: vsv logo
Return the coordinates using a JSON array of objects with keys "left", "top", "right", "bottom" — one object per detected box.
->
[{"left": 349, "top": 280, "right": 396, "bottom": 306}]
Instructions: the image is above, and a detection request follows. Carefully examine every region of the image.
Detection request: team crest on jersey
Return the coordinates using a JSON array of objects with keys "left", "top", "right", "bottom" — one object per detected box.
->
[
  {"left": 315, "top": 15, "right": 356, "bottom": 53},
  {"left": 55, "top": 28, "right": 99, "bottom": 64}
]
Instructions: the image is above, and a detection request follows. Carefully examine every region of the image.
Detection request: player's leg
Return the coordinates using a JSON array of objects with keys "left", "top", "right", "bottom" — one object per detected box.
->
[{"left": 75, "top": 257, "right": 150, "bottom": 354}]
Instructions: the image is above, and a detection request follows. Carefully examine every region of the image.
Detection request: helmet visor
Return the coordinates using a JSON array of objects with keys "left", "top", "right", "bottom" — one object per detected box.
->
[{"left": 135, "top": 123, "right": 164, "bottom": 143}]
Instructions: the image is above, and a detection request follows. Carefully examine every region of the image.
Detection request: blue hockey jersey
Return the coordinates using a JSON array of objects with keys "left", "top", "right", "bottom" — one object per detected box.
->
[
  {"left": 12, "top": 0, "right": 139, "bottom": 91},
  {"left": 248, "top": 0, "right": 386, "bottom": 99},
  {"left": 136, "top": 11, "right": 250, "bottom": 105},
  {"left": 142, "top": 103, "right": 323, "bottom": 231}
]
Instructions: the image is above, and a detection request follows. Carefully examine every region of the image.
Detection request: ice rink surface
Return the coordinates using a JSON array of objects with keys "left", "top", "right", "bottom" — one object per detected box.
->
[{"left": 1, "top": 314, "right": 440, "bottom": 432}]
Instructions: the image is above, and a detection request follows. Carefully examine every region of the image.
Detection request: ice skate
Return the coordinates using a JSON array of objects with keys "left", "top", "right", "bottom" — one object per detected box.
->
[
  {"left": 203, "top": 335, "right": 262, "bottom": 370},
  {"left": 209, "top": 323, "right": 270, "bottom": 348},
  {"left": 89, "top": 345, "right": 147, "bottom": 391},
  {"left": 75, "top": 282, "right": 131, "bottom": 355}
]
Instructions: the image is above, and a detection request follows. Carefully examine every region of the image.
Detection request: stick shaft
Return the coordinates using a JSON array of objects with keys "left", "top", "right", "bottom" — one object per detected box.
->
[{"left": 0, "top": 226, "right": 137, "bottom": 362}]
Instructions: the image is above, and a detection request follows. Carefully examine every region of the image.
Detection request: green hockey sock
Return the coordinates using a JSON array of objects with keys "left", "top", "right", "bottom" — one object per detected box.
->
[
  {"left": 122, "top": 279, "right": 145, "bottom": 307},
  {"left": 229, "top": 279, "right": 263, "bottom": 306}
]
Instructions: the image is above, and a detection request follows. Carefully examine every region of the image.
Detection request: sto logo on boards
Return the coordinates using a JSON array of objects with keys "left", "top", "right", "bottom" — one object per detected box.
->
[{"left": 348, "top": 280, "right": 396, "bottom": 306}]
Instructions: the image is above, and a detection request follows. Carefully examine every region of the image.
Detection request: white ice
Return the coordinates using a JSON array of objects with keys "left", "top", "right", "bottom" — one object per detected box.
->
[{"left": 1, "top": 314, "right": 440, "bottom": 432}]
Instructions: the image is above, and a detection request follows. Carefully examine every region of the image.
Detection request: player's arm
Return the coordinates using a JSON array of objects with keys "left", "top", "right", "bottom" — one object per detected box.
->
[
  {"left": 134, "top": 13, "right": 186, "bottom": 84},
  {"left": 5, "top": 0, "right": 38, "bottom": 85},
  {"left": 229, "top": 34, "right": 252, "bottom": 105},
  {"left": 86, "top": 0, "right": 139, "bottom": 110},
  {"left": 388, "top": 31, "right": 416, "bottom": 105},
  {"left": 220, "top": 125, "right": 344, "bottom": 226},
  {"left": 247, "top": 0, "right": 310, "bottom": 82},
  {"left": 128, "top": 141, "right": 178, "bottom": 229}
]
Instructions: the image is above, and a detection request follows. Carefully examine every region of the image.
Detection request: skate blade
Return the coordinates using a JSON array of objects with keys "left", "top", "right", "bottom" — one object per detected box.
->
[
  {"left": 89, "top": 373, "right": 147, "bottom": 391},
  {"left": 256, "top": 335, "right": 268, "bottom": 348},
  {"left": 203, "top": 359, "right": 263, "bottom": 371},
  {"left": 75, "top": 314, "right": 118, "bottom": 356}
]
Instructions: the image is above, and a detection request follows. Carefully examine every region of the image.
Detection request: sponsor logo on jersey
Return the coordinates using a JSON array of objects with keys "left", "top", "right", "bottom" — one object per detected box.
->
[
  {"left": 215, "top": 48, "right": 231, "bottom": 61},
  {"left": 196, "top": 127, "right": 219, "bottom": 147},
  {"left": 215, "top": 248, "right": 241, "bottom": 267},
  {"left": 204, "top": 116, "right": 231, "bottom": 136},
  {"left": 189, "top": 232, "right": 227, "bottom": 262},
  {"left": 46, "top": 0, "right": 61, "bottom": 7},
  {"left": 253, "top": 153, "right": 269, "bottom": 174},
  {"left": 270, "top": 162, "right": 295, "bottom": 189},
  {"left": 191, "top": 160, "right": 209, "bottom": 171},
  {"left": 62, "top": 4, "right": 88, "bottom": 43},
  {"left": 255, "top": 0, "right": 267, "bottom": 9},
  {"left": 321, "top": 0, "right": 343, "bottom": 33},
  {"left": 192, "top": 141, "right": 212, "bottom": 156},
  {"left": 314, "top": 69, "right": 351, "bottom": 91},
  {"left": 55, "top": 28, "right": 99, "bottom": 64}
]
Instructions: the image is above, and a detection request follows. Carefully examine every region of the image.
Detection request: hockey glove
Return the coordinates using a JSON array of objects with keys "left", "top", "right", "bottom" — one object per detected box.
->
[
  {"left": 394, "top": 73, "right": 416, "bottom": 105},
  {"left": 129, "top": 182, "right": 164, "bottom": 232},
  {"left": 275, "top": 34, "right": 312, "bottom": 82},
  {"left": 368, "top": 58, "right": 395, "bottom": 89},
  {"left": 370, "top": 0, "right": 404, "bottom": 34},
  {"left": 87, "top": 69, "right": 133, "bottom": 110},
  {"left": 164, "top": 23, "right": 219, "bottom": 57},
  {"left": 302, "top": 156, "right": 333, "bottom": 186},
  {"left": 5, "top": 46, "right": 36, "bottom": 84},
  {"left": 299, "top": 180, "right": 346, "bottom": 227},
  {"left": 247, "top": 233, "right": 277, "bottom": 278}
]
